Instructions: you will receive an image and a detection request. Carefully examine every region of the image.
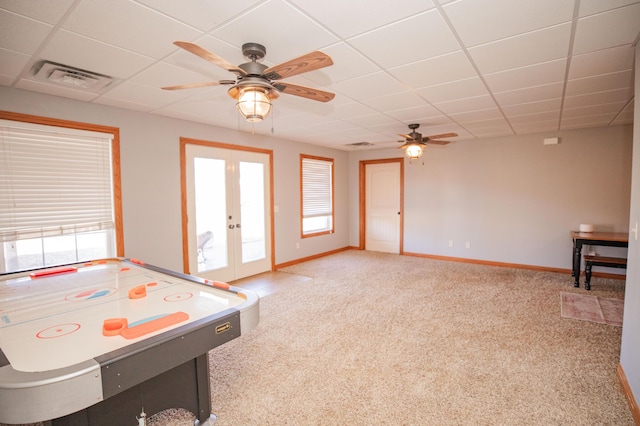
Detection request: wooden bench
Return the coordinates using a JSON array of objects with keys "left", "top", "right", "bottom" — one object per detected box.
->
[{"left": 583, "top": 255, "right": 627, "bottom": 290}]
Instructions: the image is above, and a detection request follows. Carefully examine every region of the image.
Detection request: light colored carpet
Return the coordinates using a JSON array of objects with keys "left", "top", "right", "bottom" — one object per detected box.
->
[
  {"left": 205, "top": 250, "right": 633, "bottom": 425},
  {"left": 561, "top": 292, "right": 624, "bottom": 326},
  {"left": 4, "top": 251, "right": 631, "bottom": 425}
]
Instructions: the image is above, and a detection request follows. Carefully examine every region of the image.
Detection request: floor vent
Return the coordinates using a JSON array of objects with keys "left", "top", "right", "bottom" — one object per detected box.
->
[{"left": 33, "top": 61, "right": 114, "bottom": 91}]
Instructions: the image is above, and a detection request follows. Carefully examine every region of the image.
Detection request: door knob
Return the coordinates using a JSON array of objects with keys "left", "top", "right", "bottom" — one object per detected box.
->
[
  {"left": 236, "top": 224, "right": 241, "bottom": 228},
  {"left": 228, "top": 224, "right": 235, "bottom": 229}
]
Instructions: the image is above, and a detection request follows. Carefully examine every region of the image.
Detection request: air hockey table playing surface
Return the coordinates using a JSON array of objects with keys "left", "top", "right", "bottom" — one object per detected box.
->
[{"left": 0, "top": 258, "right": 259, "bottom": 425}]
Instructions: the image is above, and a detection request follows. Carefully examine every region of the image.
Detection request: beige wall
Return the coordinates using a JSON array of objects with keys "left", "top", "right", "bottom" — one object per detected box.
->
[
  {"left": 619, "top": 41, "right": 640, "bottom": 414},
  {"left": 0, "top": 86, "right": 350, "bottom": 271},
  {"left": 349, "top": 125, "right": 633, "bottom": 270}
]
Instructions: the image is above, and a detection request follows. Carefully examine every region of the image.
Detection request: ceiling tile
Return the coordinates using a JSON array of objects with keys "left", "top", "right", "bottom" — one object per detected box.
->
[
  {"left": 389, "top": 50, "right": 477, "bottom": 89},
  {"left": 38, "top": 30, "right": 155, "bottom": 79},
  {"left": 568, "top": 45, "right": 635, "bottom": 79},
  {"left": 0, "top": 49, "right": 30, "bottom": 79},
  {"left": 131, "top": 61, "right": 227, "bottom": 90},
  {"left": 494, "top": 82, "right": 564, "bottom": 106},
  {"left": 507, "top": 110, "right": 560, "bottom": 124},
  {"left": 93, "top": 96, "right": 157, "bottom": 112},
  {"left": 416, "top": 77, "right": 488, "bottom": 104},
  {"left": 348, "top": 9, "right": 460, "bottom": 68},
  {"left": 462, "top": 117, "right": 510, "bottom": 130},
  {"left": 322, "top": 101, "right": 379, "bottom": 119},
  {"left": 511, "top": 120, "right": 559, "bottom": 134},
  {"left": 62, "top": 0, "right": 202, "bottom": 59},
  {"left": 565, "top": 70, "right": 633, "bottom": 97},
  {"left": 434, "top": 94, "right": 498, "bottom": 115},
  {"left": 579, "top": 0, "right": 640, "bottom": 17},
  {"left": 135, "top": 0, "right": 263, "bottom": 32},
  {"left": 611, "top": 100, "right": 634, "bottom": 124},
  {"left": 164, "top": 35, "right": 247, "bottom": 80},
  {"left": 384, "top": 105, "right": 445, "bottom": 122},
  {"left": 345, "top": 114, "right": 400, "bottom": 129},
  {"left": 561, "top": 114, "right": 617, "bottom": 129},
  {"left": 564, "top": 89, "right": 633, "bottom": 109},
  {"left": 361, "top": 91, "right": 428, "bottom": 113},
  {"left": 0, "top": 0, "right": 635, "bottom": 149},
  {"left": 97, "top": 80, "right": 185, "bottom": 109},
  {"left": 502, "top": 99, "right": 562, "bottom": 116},
  {"left": 449, "top": 108, "right": 503, "bottom": 123},
  {"left": 443, "top": 0, "right": 575, "bottom": 47},
  {"left": 0, "top": 0, "right": 75, "bottom": 24},
  {"left": 212, "top": 0, "right": 339, "bottom": 65},
  {"left": 572, "top": 3, "right": 640, "bottom": 54},
  {"left": 302, "top": 42, "right": 379, "bottom": 86},
  {"left": 468, "top": 23, "right": 572, "bottom": 74},
  {"left": 329, "top": 72, "right": 406, "bottom": 101},
  {"left": 15, "top": 78, "right": 100, "bottom": 102},
  {"left": 155, "top": 90, "right": 237, "bottom": 121},
  {"left": 0, "top": 9, "right": 53, "bottom": 55},
  {"left": 483, "top": 59, "right": 567, "bottom": 93},
  {"left": 469, "top": 126, "right": 514, "bottom": 138},
  {"left": 562, "top": 102, "right": 627, "bottom": 118},
  {"left": 288, "top": 0, "right": 434, "bottom": 39}
]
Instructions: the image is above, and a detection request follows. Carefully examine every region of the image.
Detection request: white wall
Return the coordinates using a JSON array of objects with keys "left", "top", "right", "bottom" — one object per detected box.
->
[
  {"left": 349, "top": 125, "right": 633, "bottom": 270},
  {"left": 620, "top": 42, "right": 640, "bottom": 413},
  {"left": 0, "top": 86, "right": 350, "bottom": 272}
]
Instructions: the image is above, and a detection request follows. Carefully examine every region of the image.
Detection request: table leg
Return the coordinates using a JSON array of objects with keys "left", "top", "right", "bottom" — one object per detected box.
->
[{"left": 573, "top": 240, "right": 582, "bottom": 287}]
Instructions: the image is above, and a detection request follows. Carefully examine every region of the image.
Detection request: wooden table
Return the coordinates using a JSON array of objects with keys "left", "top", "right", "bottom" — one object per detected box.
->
[{"left": 570, "top": 231, "right": 628, "bottom": 287}]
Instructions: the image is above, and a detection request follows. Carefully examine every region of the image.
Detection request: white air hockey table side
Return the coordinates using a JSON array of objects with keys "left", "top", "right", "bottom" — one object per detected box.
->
[{"left": 0, "top": 258, "right": 259, "bottom": 425}]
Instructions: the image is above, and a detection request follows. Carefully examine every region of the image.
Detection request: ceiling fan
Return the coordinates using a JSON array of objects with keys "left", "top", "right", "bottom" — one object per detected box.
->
[
  {"left": 397, "top": 124, "right": 458, "bottom": 159},
  {"left": 162, "top": 41, "right": 335, "bottom": 122}
]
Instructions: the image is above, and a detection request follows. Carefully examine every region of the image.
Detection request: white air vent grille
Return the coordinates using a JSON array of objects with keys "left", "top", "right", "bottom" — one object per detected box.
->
[{"left": 33, "top": 61, "right": 113, "bottom": 91}]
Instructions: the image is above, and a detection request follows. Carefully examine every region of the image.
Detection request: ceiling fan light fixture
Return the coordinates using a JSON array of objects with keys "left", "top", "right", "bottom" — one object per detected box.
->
[
  {"left": 404, "top": 143, "right": 424, "bottom": 159},
  {"left": 236, "top": 87, "right": 272, "bottom": 122}
]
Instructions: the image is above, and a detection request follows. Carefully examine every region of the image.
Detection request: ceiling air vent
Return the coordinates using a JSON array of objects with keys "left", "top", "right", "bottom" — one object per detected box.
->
[
  {"left": 347, "top": 141, "right": 374, "bottom": 147},
  {"left": 33, "top": 61, "right": 113, "bottom": 91}
]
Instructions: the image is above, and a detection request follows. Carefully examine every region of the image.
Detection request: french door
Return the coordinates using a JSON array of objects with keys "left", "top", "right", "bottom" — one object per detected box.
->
[{"left": 182, "top": 140, "right": 272, "bottom": 282}]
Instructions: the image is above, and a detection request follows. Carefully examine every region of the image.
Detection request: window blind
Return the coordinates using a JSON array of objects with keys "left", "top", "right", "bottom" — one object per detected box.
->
[
  {"left": 301, "top": 156, "right": 333, "bottom": 219},
  {"left": 0, "top": 119, "right": 115, "bottom": 243}
]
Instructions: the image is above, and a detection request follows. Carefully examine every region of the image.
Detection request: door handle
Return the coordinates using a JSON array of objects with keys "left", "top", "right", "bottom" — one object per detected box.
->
[{"left": 228, "top": 224, "right": 235, "bottom": 229}]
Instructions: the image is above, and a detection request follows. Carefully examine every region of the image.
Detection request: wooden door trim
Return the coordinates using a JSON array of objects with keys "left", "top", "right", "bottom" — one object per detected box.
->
[
  {"left": 180, "top": 137, "right": 274, "bottom": 275},
  {"left": 359, "top": 158, "right": 404, "bottom": 253}
]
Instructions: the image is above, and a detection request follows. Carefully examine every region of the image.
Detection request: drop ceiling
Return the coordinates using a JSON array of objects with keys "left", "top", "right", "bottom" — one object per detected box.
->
[{"left": 0, "top": 0, "right": 637, "bottom": 150}]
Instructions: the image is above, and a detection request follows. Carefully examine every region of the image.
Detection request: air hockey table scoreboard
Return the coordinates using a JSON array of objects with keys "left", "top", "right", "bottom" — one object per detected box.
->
[{"left": 0, "top": 258, "right": 259, "bottom": 425}]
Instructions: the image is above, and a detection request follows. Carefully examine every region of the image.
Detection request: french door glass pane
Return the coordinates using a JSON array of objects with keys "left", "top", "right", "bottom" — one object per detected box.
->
[
  {"left": 239, "top": 161, "right": 265, "bottom": 263},
  {"left": 194, "top": 157, "right": 227, "bottom": 272}
]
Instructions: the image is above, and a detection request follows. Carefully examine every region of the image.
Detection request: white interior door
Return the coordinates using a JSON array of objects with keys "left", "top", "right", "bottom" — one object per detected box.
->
[
  {"left": 185, "top": 144, "right": 271, "bottom": 282},
  {"left": 365, "top": 162, "right": 401, "bottom": 253}
]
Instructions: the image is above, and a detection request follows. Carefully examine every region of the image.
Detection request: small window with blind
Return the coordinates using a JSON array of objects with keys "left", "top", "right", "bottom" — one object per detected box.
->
[
  {"left": 300, "top": 154, "right": 334, "bottom": 237},
  {"left": 0, "top": 117, "right": 120, "bottom": 273}
]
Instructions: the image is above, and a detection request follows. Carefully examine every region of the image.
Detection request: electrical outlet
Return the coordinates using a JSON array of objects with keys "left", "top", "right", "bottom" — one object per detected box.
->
[
  {"left": 465, "top": 241, "right": 471, "bottom": 249},
  {"left": 296, "top": 242, "right": 300, "bottom": 249},
  {"left": 448, "top": 240, "right": 454, "bottom": 247}
]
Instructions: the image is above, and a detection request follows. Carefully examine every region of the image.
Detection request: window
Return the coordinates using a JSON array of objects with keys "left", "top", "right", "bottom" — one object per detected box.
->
[
  {"left": 0, "top": 112, "right": 122, "bottom": 273},
  {"left": 301, "top": 154, "right": 334, "bottom": 237}
]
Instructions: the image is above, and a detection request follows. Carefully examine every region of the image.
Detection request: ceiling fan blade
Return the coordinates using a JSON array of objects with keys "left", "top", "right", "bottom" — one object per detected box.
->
[
  {"left": 426, "top": 132, "right": 458, "bottom": 139},
  {"left": 161, "top": 80, "right": 235, "bottom": 90},
  {"left": 174, "top": 41, "right": 247, "bottom": 76},
  {"left": 264, "top": 51, "right": 333, "bottom": 80},
  {"left": 425, "top": 139, "right": 450, "bottom": 145},
  {"left": 273, "top": 82, "right": 335, "bottom": 102},
  {"left": 398, "top": 133, "right": 414, "bottom": 140}
]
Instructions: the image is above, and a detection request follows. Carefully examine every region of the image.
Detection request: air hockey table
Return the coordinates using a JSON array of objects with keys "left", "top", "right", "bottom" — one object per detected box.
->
[{"left": 0, "top": 258, "right": 259, "bottom": 425}]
